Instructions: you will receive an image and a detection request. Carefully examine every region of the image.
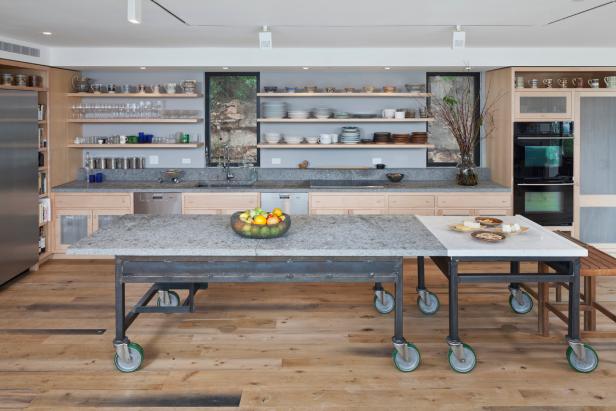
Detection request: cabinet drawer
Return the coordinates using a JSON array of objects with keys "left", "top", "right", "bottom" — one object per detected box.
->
[
  {"left": 55, "top": 193, "right": 132, "bottom": 210},
  {"left": 183, "top": 208, "right": 222, "bottom": 215},
  {"left": 388, "top": 194, "right": 435, "bottom": 209},
  {"left": 437, "top": 194, "right": 511, "bottom": 209},
  {"left": 475, "top": 208, "right": 511, "bottom": 216},
  {"left": 311, "top": 193, "right": 386, "bottom": 209},
  {"left": 349, "top": 208, "right": 387, "bottom": 215},
  {"left": 310, "top": 208, "right": 348, "bottom": 215},
  {"left": 389, "top": 208, "right": 435, "bottom": 216},
  {"left": 436, "top": 208, "right": 475, "bottom": 216},
  {"left": 183, "top": 193, "right": 259, "bottom": 211}
]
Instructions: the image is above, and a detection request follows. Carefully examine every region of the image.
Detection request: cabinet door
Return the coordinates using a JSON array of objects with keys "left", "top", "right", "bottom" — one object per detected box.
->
[
  {"left": 54, "top": 209, "right": 92, "bottom": 253},
  {"left": 310, "top": 208, "right": 348, "bottom": 215},
  {"left": 475, "top": 209, "right": 511, "bottom": 216},
  {"left": 436, "top": 208, "right": 474, "bottom": 216},
  {"left": 349, "top": 208, "right": 387, "bottom": 215},
  {"left": 92, "top": 209, "right": 129, "bottom": 232},
  {"left": 514, "top": 91, "right": 572, "bottom": 120},
  {"left": 183, "top": 193, "right": 259, "bottom": 213},
  {"left": 389, "top": 208, "right": 435, "bottom": 216}
]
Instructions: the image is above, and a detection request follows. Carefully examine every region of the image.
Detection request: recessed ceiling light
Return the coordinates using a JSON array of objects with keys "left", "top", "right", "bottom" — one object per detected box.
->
[
  {"left": 139, "top": 66, "right": 147, "bottom": 70},
  {"left": 42, "top": 31, "right": 52, "bottom": 36},
  {"left": 302, "top": 67, "right": 310, "bottom": 70},
  {"left": 384, "top": 67, "right": 391, "bottom": 70},
  {"left": 128, "top": 0, "right": 142, "bottom": 24},
  {"left": 222, "top": 67, "right": 229, "bottom": 70}
]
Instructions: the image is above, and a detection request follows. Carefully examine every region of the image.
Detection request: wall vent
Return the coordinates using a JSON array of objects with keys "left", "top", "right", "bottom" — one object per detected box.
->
[{"left": 0, "top": 41, "right": 40, "bottom": 58}]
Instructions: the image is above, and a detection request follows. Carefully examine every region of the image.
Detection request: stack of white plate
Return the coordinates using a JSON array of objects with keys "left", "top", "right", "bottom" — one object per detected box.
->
[
  {"left": 340, "top": 126, "right": 361, "bottom": 144},
  {"left": 262, "top": 102, "right": 287, "bottom": 119},
  {"left": 314, "top": 108, "right": 332, "bottom": 119},
  {"left": 284, "top": 136, "right": 304, "bottom": 144},
  {"left": 305, "top": 136, "right": 319, "bottom": 144},
  {"left": 288, "top": 110, "right": 310, "bottom": 119},
  {"left": 263, "top": 132, "right": 282, "bottom": 144}
]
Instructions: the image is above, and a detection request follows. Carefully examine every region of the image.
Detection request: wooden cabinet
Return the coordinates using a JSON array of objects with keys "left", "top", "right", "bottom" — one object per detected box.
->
[
  {"left": 182, "top": 193, "right": 259, "bottom": 215},
  {"left": 309, "top": 193, "right": 387, "bottom": 215},
  {"left": 52, "top": 193, "right": 133, "bottom": 253},
  {"left": 514, "top": 91, "right": 573, "bottom": 120}
]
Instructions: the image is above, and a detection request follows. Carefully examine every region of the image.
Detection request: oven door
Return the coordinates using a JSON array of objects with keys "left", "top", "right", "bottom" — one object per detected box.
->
[
  {"left": 514, "top": 137, "right": 574, "bottom": 181},
  {"left": 514, "top": 183, "right": 573, "bottom": 226}
]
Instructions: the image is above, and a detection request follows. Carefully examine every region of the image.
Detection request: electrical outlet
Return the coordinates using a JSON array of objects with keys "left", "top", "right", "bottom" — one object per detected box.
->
[
  {"left": 181, "top": 158, "right": 191, "bottom": 164},
  {"left": 372, "top": 158, "right": 382, "bottom": 165},
  {"left": 149, "top": 155, "right": 159, "bottom": 165},
  {"left": 271, "top": 158, "right": 281, "bottom": 165}
]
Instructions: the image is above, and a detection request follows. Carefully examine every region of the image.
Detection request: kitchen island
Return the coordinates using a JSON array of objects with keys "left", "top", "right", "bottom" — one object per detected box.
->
[{"left": 68, "top": 214, "right": 597, "bottom": 374}]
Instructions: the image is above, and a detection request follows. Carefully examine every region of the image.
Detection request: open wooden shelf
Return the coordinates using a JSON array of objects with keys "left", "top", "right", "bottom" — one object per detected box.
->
[
  {"left": 257, "top": 143, "right": 433, "bottom": 149},
  {"left": 66, "top": 92, "right": 202, "bottom": 98},
  {"left": 0, "top": 84, "right": 47, "bottom": 92},
  {"left": 514, "top": 87, "right": 616, "bottom": 92},
  {"left": 258, "top": 92, "right": 431, "bottom": 98},
  {"left": 67, "top": 118, "right": 202, "bottom": 124},
  {"left": 258, "top": 118, "right": 433, "bottom": 123},
  {"left": 67, "top": 143, "right": 204, "bottom": 149}
]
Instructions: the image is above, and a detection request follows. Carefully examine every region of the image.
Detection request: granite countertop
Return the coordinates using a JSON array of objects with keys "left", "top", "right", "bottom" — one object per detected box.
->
[
  {"left": 68, "top": 214, "right": 447, "bottom": 257},
  {"left": 53, "top": 179, "right": 510, "bottom": 193}
]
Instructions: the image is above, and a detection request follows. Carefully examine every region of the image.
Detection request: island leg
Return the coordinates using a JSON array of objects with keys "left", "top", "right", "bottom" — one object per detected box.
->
[
  {"left": 416, "top": 256, "right": 440, "bottom": 315},
  {"left": 508, "top": 261, "right": 533, "bottom": 314},
  {"left": 446, "top": 258, "right": 476, "bottom": 373},
  {"left": 391, "top": 258, "right": 420, "bottom": 372}
]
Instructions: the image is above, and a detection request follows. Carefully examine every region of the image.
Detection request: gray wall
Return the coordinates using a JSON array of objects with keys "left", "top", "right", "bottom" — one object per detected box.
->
[{"left": 81, "top": 71, "right": 206, "bottom": 168}]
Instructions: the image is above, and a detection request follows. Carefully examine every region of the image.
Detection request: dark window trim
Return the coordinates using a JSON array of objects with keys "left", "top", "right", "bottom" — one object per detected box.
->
[
  {"left": 204, "top": 72, "right": 260, "bottom": 167},
  {"left": 426, "top": 72, "right": 481, "bottom": 167}
]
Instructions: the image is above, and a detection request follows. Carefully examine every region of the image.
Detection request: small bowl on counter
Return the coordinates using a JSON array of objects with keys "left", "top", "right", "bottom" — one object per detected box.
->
[{"left": 386, "top": 173, "right": 405, "bottom": 183}]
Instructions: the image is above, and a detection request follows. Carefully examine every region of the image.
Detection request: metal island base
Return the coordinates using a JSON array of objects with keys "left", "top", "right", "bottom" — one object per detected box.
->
[{"left": 112, "top": 255, "right": 419, "bottom": 373}]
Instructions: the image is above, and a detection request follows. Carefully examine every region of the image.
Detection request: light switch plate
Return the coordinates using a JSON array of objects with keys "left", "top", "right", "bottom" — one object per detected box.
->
[
  {"left": 149, "top": 155, "right": 159, "bottom": 165},
  {"left": 272, "top": 158, "right": 281, "bottom": 165},
  {"left": 372, "top": 158, "right": 382, "bottom": 165},
  {"left": 181, "top": 158, "right": 191, "bottom": 164}
]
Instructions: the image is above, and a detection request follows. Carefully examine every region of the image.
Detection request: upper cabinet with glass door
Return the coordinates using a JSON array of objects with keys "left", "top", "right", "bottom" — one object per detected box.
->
[{"left": 514, "top": 90, "right": 573, "bottom": 120}]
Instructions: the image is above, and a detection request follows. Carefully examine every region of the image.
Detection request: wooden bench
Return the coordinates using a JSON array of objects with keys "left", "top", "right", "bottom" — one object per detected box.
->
[{"left": 521, "top": 232, "right": 616, "bottom": 337}]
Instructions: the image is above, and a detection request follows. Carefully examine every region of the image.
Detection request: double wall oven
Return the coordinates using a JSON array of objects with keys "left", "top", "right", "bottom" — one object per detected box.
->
[{"left": 513, "top": 121, "right": 574, "bottom": 226}]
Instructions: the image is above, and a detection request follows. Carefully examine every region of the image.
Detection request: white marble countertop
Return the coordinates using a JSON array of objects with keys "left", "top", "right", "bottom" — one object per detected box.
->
[{"left": 416, "top": 215, "right": 588, "bottom": 258}]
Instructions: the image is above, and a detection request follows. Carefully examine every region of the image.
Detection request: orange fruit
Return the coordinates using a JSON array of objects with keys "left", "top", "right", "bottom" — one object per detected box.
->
[
  {"left": 267, "top": 215, "right": 280, "bottom": 225},
  {"left": 253, "top": 215, "right": 267, "bottom": 225},
  {"left": 272, "top": 208, "right": 283, "bottom": 217}
]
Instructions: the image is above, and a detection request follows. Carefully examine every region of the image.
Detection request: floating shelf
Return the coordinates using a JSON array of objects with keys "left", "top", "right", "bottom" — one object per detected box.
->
[
  {"left": 0, "top": 85, "right": 47, "bottom": 92},
  {"left": 257, "top": 143, "right": 434, "bottom": 149},
  {"left": 258, "top": 118, "right": 434, "bottom": 123},
  {"left": 66, "top": 92, "right": 202, "bottom": 98},
  {"left": 514, "top": 87, "right": 616, "bottom": 92},
  {"left": 67, "top": 143, "right": 204, "bottom": 149},
  {"left": 258, "top": 92, "right": 431, "bottom": 98},
  {"left": 67, "top": 118, "right": 202, "bottom": 124}
]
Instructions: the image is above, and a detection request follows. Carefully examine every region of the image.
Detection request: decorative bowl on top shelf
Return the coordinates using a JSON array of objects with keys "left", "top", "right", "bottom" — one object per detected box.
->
[{"left": 230, "top": 211, "right": 291, "bottom": 239}]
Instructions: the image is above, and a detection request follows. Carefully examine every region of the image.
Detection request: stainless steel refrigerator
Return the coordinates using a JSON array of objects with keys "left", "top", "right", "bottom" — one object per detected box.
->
[{"left": 0, "top": 89, "right": 39, "bottom": 286}]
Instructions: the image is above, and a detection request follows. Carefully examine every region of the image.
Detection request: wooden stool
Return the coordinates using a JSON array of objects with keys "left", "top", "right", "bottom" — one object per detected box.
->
[{"left": 521, "top": 232, "right": 616, "bottom": 337}]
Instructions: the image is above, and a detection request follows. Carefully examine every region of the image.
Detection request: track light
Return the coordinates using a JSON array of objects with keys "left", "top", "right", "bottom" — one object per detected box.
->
[
  {"left": 259, "top": 25, "right": 272, "bottom": 49},
  {"left": 452, "top": 25, "right": 466, "bottom": 49},
  {"left": 128, "top": 0, "right": 142, "bottom": 24}
]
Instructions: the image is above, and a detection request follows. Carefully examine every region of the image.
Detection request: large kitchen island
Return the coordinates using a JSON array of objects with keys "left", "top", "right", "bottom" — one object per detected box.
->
[{"left": 68, "top": 214, "right": 598, "bottom": 374}]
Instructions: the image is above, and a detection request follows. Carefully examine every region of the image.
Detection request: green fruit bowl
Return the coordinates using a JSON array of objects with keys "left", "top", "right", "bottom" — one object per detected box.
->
[{"left": 230, "top": 211, "right": 291, "bottom": 239}]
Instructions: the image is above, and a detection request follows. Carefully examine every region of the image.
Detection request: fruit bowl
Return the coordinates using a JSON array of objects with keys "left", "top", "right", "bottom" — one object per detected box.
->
[{"left": 230, "top": 211, "right": 291, "bottom": 239}]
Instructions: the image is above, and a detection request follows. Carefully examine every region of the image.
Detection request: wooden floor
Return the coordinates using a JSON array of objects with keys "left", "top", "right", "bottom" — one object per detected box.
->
[{"left": 1, "top": 259, "right": 616, "bottom": 410}]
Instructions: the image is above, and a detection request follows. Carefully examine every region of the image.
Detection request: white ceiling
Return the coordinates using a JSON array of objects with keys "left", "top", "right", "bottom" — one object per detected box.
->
[{"left": 1, "top": 0, "right": 615, "bottom": 48}]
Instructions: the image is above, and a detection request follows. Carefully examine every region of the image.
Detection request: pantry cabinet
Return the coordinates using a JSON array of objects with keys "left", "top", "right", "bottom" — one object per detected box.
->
[{"left": 53, "top": 193, "right": 133, "bottom": 253}]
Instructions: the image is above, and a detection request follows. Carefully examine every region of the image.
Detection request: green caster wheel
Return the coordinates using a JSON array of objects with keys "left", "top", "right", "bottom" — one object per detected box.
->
[
  {"left": 509, "top": 291, "right": 533, "bottom": 315},
  {"left": 566, "top": 344, "right": 599, "bottom": 373},
  {"left": 392, "top": 342, "right": 421, "bottom": 372},
  {"left": 448, "top": 343, "right": 477, "bottom": 373},
  {"left": 113, "top": 342, "right": 144, "bottom": 373},
  {"left": 157, "top": 290, "right": 180, "bottom": 307},
  {"left": 417, "top": 291, "right": 440, "bottom": 315},
  {"left": 373, "top": 291, "right": 394, "bottom": 315}
]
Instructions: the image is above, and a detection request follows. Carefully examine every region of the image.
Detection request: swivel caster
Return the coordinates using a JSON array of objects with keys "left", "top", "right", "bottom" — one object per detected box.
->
[
  {"left": 373, "top": 290, "right": 395, "bottom": 314},
  {"left": 448, "top": 342, "right": 477, "bottom": 373},
  {"left": 417, "top": 289, "right": 440, "bottom": 315},
  {"left": 566, "top": 341, "right": 599, "bottom": 373},
  {"left": 157, "top": 290, "right": 180, "bottom": 308},
  {"left": 113, "top": 341, "right": 144, "bottom": 373},
  {"left": 508, "top": 287, "right": 533, "bottom": 315},
  {"left": 392, "top": 341, "right": 421, "bottom": 372}
]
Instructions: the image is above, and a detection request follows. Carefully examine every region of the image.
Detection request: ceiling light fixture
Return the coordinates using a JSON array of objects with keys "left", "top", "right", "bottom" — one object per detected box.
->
[
  {"left": 302, "top": 67, "right": 310, "bottom": 70},
  {"left": 259, "top": 25, "right": 272, "bottom": 49},
  {"left": 384, "top": 67, "right": 391, "bottom": 70},
  {"left": 42, "top": 31, "right": 52, "bottom": 36},
  {"left": 140, "top": 66, "right": 147, "bottom": 70},
  {"left": 452, "top": 24, "right": 466, "bottom": 49},
  {"left": 222, "top": 67, "right": 229, "bottom": 70},
  {"left": 128, "top": 0, "right": 142, "bottom": 24}
]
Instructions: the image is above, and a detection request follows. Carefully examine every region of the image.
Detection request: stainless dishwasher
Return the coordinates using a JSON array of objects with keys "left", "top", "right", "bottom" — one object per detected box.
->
[
  {"left": 260, "top": 193, "right": 309, "bottom": 215},
  {"left": 134, "top": 192, "right": 182, "bottom": 215}
]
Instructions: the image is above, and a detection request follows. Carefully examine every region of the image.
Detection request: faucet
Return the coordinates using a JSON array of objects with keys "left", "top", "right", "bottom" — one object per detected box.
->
[{"left": 222, "top": 143, "right": 234, "bottom": 181}]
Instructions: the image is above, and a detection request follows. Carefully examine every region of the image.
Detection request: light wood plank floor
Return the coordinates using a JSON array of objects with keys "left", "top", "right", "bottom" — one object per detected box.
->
[{"left": 0, "top": 259, "right": 615, "bottom": 410}]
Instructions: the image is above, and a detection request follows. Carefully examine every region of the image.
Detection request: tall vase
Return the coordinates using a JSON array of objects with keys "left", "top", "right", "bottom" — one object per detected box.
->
[{"left": 456, "top": 152, "right": 478, "bottom": 186}]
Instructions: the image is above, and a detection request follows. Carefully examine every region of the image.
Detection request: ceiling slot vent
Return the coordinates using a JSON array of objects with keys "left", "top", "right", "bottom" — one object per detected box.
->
[{"left": 0, "top": 41, "right": 40, "bottom": 57}]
